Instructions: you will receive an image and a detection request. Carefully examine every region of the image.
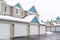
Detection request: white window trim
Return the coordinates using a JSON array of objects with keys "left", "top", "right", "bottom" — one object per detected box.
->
[{"left": 16, "top": 8, "right": 20, "bottom": 15}]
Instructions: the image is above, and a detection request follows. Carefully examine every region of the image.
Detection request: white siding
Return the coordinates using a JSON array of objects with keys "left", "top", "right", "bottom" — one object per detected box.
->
[
  {"left": 0, "top": 24, "right": 10, "bottom": 40},
  {"left": 13, "top": 7, "right": 25, "bottom": 18},
  {"left": 0, "top": 2, "right": 1, "bottom": 11},
  {"left": 15, "top": 23, "right": 28, "bottom": 37},
  {"left": 56, "top": 27, "right": 60, "bottom": 31},
  {"left": 30, "top": 25, "right": 38, "bottom": 35},
  {"left": 13, "top": 7, "right": 21, "bottom": 18},
  {"left": 40, "top": 26, "right": 46, "bottom": 34},
  {"left": 6, "top": 6, "right": 10, "bottom": 14},
  {"left": 3, "top": 6, "right": 10, "bottom": 15}
]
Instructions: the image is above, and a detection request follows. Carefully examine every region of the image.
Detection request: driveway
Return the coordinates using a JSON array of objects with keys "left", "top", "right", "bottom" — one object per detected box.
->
[{"left": 13, "top": 32, "right": 60, "bottom": 40}]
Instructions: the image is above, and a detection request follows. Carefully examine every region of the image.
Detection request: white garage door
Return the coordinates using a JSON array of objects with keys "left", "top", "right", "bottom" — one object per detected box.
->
[
  {"left": 56, "top": 27, "right": 60, "bottom": 31},
  {"left": 40, "top": 26, "right": 46, "bottom": 34},
  {"left": 51, "top": 27, "right": 55, "bottom": 32},
  {"left": 47, "top": 27, "right": 51, "bottom": 32},
  {"left": 30, "top": 25, "right": 38, "bottom": 35},
  {"left": 15, "top": 23, "right": 27, "bottom": 37},
  {"left": 0, "top": 24, "right": 10, "bottom": 40}
]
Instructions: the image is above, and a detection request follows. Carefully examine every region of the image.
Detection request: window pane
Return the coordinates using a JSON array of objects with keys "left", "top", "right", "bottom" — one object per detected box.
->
[{"left": 5, "top": 6, "right": 6, "bottom": 12}]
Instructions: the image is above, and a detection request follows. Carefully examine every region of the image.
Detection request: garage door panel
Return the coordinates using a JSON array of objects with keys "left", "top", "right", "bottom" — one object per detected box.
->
[
  {"left": 47, "top": 27, "right": 50, "bottom": 32},
  {"left": 30, "top": 25, "right": 38, "bottom": 35},
  {"left": 51, "top": 27, "right": 55, "bottom": 31},
  {"left": 40, "top": 26, "right": 46, "bottom": 34},
  {"left": 0, "top": 24, "right": 10, "bottom": 39},
  {"left": 56, "top": 27, "right": 60, "bottom": 31},
  {"left": 15, "top": 23, "right": 27, "bottom": 37}
]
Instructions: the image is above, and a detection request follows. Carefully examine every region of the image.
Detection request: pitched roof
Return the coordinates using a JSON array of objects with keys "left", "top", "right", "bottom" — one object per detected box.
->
[
  {"left": 56, "top": 17, "right": 60, "bottom": 21},
  {"left": 23, "top": 15, "right": 36, "bottom": 22},
  {"left": 0, "top": 15, "right": 27, "bottom": 23},
  {"left": 29, "top": 6, "right": 37, "bottom": 13},
  {"left": 0, "top": 15, "right": 36, "bottom": 23},
  {"left": 31, "top": 17, "right": 39, "bottom": 23},
  {"left": 24, "top": 15, "right": 40, "bottom": 23},
  {"left": 15, "top": 3, "right": 22, "bottom": 8}
]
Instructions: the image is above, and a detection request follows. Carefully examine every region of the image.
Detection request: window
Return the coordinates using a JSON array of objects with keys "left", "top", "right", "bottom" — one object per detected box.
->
[
  {"left": 5, "top": 6, "right": 7, "bottom": 12},
  {"left": 0, "top": 3, "right": 1, "bottom": 11},
  {"left": 16, "top": 9, "right": 18, "bottom": 14}
]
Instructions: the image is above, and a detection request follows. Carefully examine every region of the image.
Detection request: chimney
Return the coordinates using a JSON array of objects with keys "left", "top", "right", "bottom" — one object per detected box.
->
[{"left": 25, "top": 11, "right": 30, "bottom": 16}]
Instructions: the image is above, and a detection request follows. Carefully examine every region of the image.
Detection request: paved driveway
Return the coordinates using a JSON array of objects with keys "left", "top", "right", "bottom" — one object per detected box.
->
[{"left": 13, "top": 32, "right": 60, "bottom": 40}]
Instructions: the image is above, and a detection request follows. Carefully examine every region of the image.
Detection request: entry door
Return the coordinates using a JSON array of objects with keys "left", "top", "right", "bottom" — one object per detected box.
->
[
  {"left": 15, "top": 23, "right": 27, "bottom": 37},
  {"left": 0, "top": 24, "right": 10, "bottom": 40},
  {"left": 30, "top": 25, "right": 38, "bottom": 35}
]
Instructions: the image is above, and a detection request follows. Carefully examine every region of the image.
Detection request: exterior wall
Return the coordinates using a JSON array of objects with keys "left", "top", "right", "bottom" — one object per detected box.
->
[
  {"left": 0, "top": 2, "right": 11, "bottom": 16},
  {"left": 13, "top": 7, "right": 25, "bottom": 18},
  {"left": 56, "top": 27, "right": 60, "bottom": 31},
  {"left": 3, "top": 5, "right": 11, "bottom": 16},
  {"left": 13, "top": 7, "right": 20, "bottom": 18},
  {"left": 15, "top": 23, "right": 28, "bottom": 37},
  {"left": 25, "top": 11, "right": 30, "bottom": 16},
  {"left": 9, "top": 6, "right": 14, "bottom": 16},
  {"left": 0, "top": 23, "right": 10, "bottom": 40},
  {"left": 0, "top": 1, "right": 1, "bottom": 11},
  {"left": 20, "top": 9, "right": 25, "bottom": 18},
  {"left": 30, "top": 24, "right": 38, "bottom": 35},
  {"left": 36, "top": 15, "right": 39, "bottom": 19},
  {"left": 40, "top": 26, "right": 46, "bottom": 34}
]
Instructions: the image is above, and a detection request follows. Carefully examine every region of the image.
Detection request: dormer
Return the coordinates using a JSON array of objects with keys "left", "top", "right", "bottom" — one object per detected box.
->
[
  {"left": 0, "top": 0, "right": 11, "bottom": 16},
  {"left": 0, "top": 0, "right": 5, "bottom": 12},
  {"left": 13, "top": 3, "right": 25, "bottom": 18},
  {"left": 29, "top": 5, "right": 39, "bottom": 19},
  {"left": 55, "top": 17, "right": 60, "bottom": 24}
]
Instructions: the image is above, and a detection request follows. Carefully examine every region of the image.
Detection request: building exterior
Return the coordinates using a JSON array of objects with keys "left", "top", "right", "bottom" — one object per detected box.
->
[
  {"left": 42, "top": 17, "right": 60, "bottom": 32},
  {"left": 0, "top": 0, "right": 40, "bottom": 40}
]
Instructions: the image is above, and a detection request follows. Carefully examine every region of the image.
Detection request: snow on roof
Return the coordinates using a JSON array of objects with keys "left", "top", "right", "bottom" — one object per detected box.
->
[
  {"left": 53, "top": 22, "right": 60, "bottom": 26},
  {"left": 23, "top": 15, "right": 36, "bottom": 22},
  {"left": 40, "top": 21, "right": 51, "bottom": 26},
  {"left": 0, "top": 15, "right": 27, "bottom": 23},
  {"left": 0, "top": 15, "right": 36, "bottom": 23},
  {"left": 40, "top": 21, "right": 45, "bottom": 25}
]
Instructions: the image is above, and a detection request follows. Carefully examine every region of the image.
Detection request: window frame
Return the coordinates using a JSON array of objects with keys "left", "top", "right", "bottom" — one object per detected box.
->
[
  {"left": 5, "top": 6, "right": 7, "bottom": 12},
  {"left": 16, "top": 9, "right": 18, "bottom": 14}
]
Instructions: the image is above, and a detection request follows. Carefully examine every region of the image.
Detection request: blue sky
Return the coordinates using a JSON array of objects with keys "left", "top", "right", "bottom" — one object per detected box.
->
[{"left": 5, "top": 0, "right": 60, "bottom": 22}]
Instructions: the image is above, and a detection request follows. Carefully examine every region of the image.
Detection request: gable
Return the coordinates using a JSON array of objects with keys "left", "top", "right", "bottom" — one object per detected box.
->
[
  {"left": 56, "top": 17, "right": 60, "bottom": 21},
  {"left": 31, "top": 17, "right": 39, "bottom": 23},
  {"left": 29, "top": 6, "right": 37, "bottom": 13},
  {"left": 15, "top": 3, "right": 22, "bottom": 8}
]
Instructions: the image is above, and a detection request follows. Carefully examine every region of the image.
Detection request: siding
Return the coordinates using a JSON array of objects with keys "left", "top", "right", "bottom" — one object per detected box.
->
[{"left": 0, "top": 24, "right": 10, "bottom": 40}]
